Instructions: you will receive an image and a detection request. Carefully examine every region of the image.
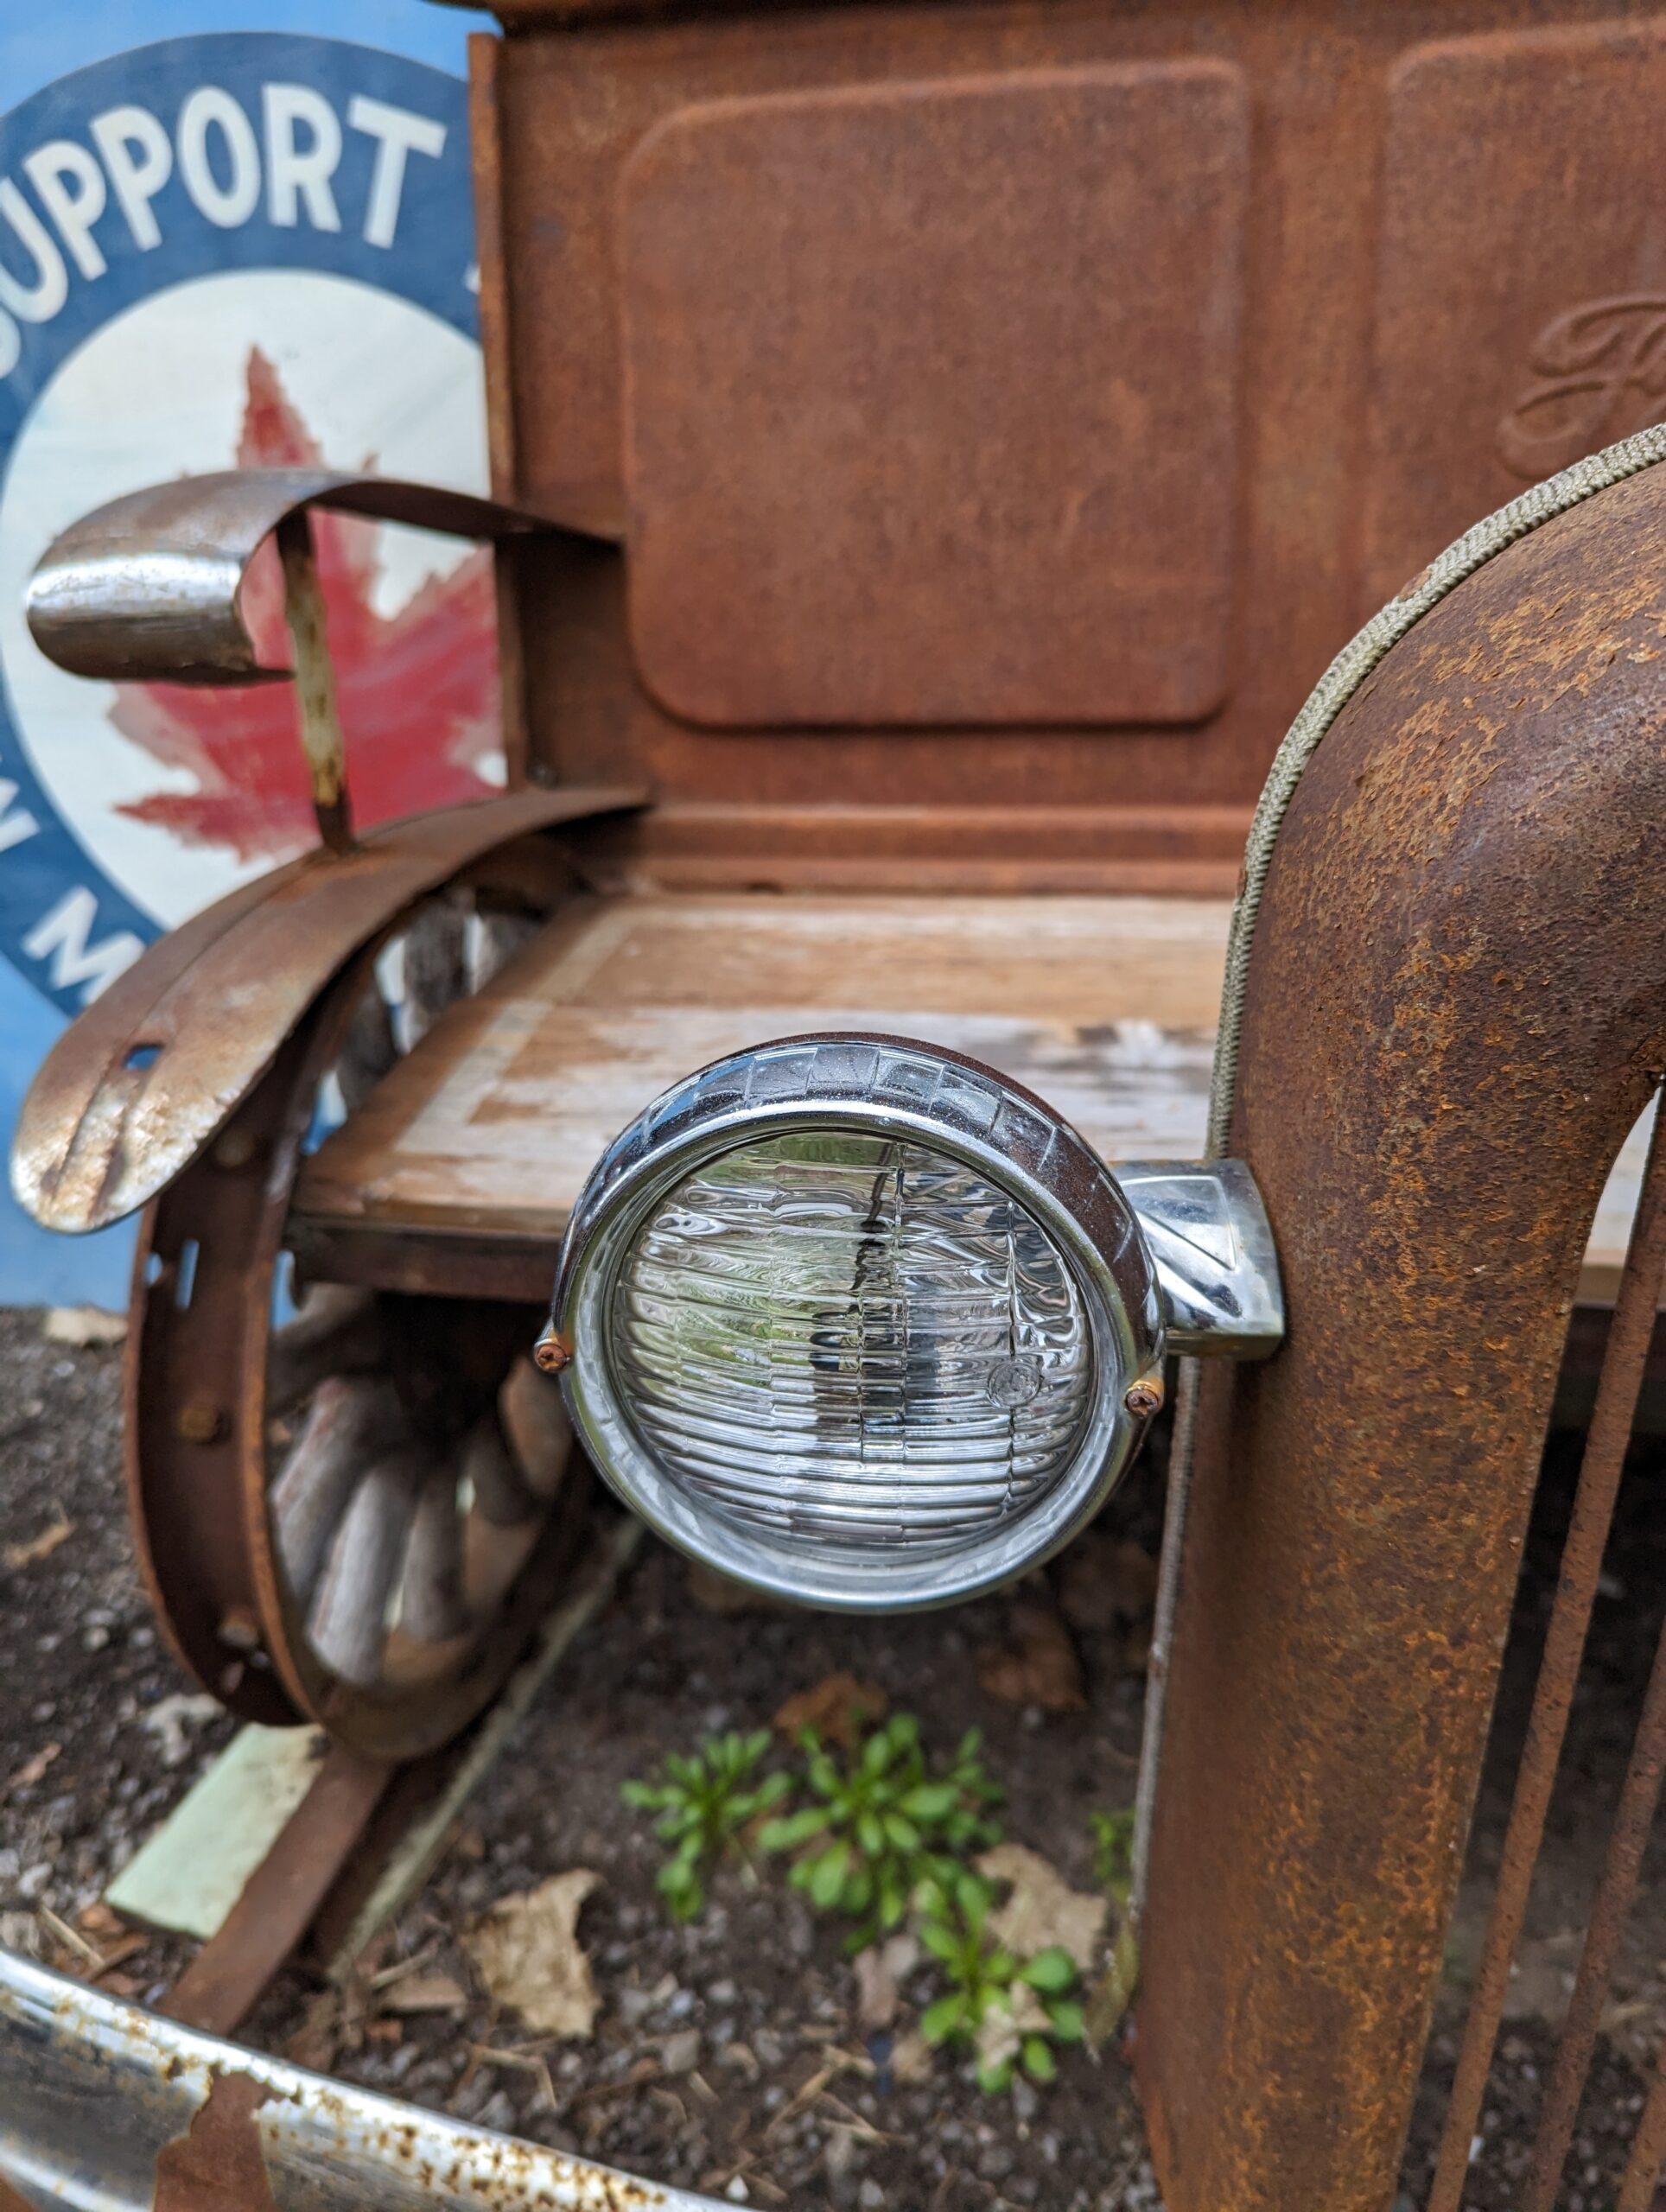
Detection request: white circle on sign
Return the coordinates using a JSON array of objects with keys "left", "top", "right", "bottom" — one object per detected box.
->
[{"left": 0, "top": 266, "right": 490, "bottom": 927}]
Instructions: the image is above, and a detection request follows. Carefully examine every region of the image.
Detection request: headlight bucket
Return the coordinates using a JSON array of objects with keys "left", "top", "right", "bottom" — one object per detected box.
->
[{"left": 549, "top": 1033, "right": 1277, "bottom": 1611}]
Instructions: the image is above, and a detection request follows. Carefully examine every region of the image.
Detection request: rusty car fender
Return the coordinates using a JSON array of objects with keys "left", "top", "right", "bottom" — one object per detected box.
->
[
  {"left": 10, "top": 787, "right": 646, "bottom": 1236},
  {"left": 1137, "top": 444, "right": 1666, "bottom": 2208}
]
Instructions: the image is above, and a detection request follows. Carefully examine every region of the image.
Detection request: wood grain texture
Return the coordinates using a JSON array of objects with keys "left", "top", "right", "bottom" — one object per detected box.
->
[
  {"left": 295, "top": 894, "right": 1225, "bottom": 1232},
  {"left": 291, "top": 893, "right": 1644, "bottom": 1300}
]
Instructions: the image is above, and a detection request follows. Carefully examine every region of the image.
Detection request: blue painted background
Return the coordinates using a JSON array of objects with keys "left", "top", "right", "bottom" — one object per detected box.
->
[{"left": 0, "top": 0, "right": 490, "bottom": 1304}]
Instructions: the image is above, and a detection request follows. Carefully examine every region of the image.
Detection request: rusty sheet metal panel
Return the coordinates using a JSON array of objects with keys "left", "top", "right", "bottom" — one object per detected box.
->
[
  {"left": 1135, "top": 463, "right": 1666, "bottom": 2209},
  {"left": 478, "top": 0, "right": 1666, "bottom": 892},
  {"left": 0, "top": 1947, "right": 722, "bottom": 2212},
  {"left": 620, "top": 63, "right": 1247, "bottom": 729},
  {"left": 11, "top": 788, "right": 644, "bottom": 1236},
  {"left": 1364, "top": 15, "right": 1666, "bottom": 607}
]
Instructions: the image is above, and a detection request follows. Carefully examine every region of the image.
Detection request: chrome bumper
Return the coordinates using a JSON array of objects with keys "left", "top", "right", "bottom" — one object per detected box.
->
[{"left": 0, "top": 1947, "right": 725, "bottom": 2211}]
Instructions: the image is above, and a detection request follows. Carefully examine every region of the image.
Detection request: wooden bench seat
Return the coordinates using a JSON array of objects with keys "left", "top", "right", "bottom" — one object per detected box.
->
[{"left": 289, "top": 893, "right": 1646, "bottom": 1306}]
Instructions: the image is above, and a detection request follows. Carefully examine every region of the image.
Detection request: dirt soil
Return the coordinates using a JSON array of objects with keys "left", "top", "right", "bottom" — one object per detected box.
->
[{"left": 1, "top": 1306, "right": 1663, "bottom": 2211}]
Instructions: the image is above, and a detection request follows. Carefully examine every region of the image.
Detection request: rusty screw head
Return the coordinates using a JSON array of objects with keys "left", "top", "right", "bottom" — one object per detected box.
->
[
  {"left": 176, "top": 1402, "right": 225, "bottom": 1444},
  {"left": 1124, "top": 1376, "right": 1165, "bottom": 1419},
  {"left": 533, "top": 1329, "right": 572, "bottom": 1376}
]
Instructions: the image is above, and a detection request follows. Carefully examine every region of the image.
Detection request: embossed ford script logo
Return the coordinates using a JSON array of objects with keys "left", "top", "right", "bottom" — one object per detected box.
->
[
  {"left": 0, "top": 35, "right": 491, "bottom": 1016},
  {"left": 1497, "top": 295, "right": 1666, "bottom": 482}
]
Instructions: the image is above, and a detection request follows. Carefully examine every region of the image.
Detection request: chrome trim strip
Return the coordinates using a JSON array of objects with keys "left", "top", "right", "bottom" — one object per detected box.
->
[{"left": 0, "top": 1946, "right": 723, "bottom": 2212}]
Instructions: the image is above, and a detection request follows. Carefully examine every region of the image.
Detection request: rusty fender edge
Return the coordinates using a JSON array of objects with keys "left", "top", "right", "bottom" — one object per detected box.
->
[
  {"left": 11, "top": 786, "right": 645, "bottom": 1237},
  {"left": 1136, "top": 445, "right": 1666, "bottom": 2209},
  {"left": 0, "top": 1947, "right": 724, "bottom": 2212}
]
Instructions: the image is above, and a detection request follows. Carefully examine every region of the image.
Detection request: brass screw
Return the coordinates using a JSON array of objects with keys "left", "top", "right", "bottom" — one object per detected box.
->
[
  {"left": 533, "top": 1329, "right": 572, "bottom": 1376},
  {"left": 1123, "top": 1376, "right": 1165, "bottom": 1419},
  {"left": 177, "top": 1402, "right": 225, "bottom": 1444}
]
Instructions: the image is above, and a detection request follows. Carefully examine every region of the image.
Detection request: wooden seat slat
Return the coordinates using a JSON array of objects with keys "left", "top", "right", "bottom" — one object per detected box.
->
[{"left": 289, "top": 893, "right": 1644, "bottom": 1306}]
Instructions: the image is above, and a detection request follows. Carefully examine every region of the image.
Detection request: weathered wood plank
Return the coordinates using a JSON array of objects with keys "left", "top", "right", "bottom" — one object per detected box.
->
[{"left": 290, "top": 893, "right": 1644, "bottom": 1304}]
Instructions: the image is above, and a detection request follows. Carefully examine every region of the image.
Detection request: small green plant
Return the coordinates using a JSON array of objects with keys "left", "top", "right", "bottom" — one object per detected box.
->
[
  {"left": 916, "top": 1874, "right": 1085, "bottom": 2093},
  {"left": 1091, "top": 1808, "right": 1135, "bottom": 1905},
  {"left": 621, "top": 1730, "right": 790, "bottom": 1921},
  {"left": 759, "top": 1712, "right": 1002, "bottom": 1948}
]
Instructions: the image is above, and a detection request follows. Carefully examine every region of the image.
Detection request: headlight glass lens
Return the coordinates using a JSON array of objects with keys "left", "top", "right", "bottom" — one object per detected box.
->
[{"left": 610, "top": 1130, "right": 1094, "bottom": 1555}]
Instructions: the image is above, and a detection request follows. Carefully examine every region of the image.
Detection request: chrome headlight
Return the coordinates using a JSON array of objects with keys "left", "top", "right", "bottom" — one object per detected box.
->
[{"left": 544, "top": 1034, "right": 1280, "bottom": 1611}]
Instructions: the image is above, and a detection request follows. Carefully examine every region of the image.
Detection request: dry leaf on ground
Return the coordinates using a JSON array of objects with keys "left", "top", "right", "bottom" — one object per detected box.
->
[
  {"left": 775, "top": 1672, "right": 888, "bottom": 1748},
  {"left": 465, "top": 1869, "right": 602, "bottom": 2038},
  {"left": 891, "top": 2028, "right": 934, "bottom": 2085},
  {"left": 3, "top": 1516, "right": 74, "bottom": 1572},
  {"left": 42, "top": 1306, "right": 127, "bottom": 1348},
  {"left": 852, "top": 1930, "right": 919, "bottom": 2034},
  {"left": 975, "top": 1979, "right": 1051, "bottom": 2078},
  {"left": 1055, "top": 1535, "right": 1159, "bottom": 1634},
  {"left": 976, "top": 1842, "right": 1108, "bottom": 1971},
  {"left": 976, "top": 1603, "right": 1086, "bottom": 1711}
]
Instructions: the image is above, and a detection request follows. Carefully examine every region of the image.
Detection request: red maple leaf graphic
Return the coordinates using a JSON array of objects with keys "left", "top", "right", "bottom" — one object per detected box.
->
[{"left": 111, "top": 347, "right": 501, "bottom": 861}]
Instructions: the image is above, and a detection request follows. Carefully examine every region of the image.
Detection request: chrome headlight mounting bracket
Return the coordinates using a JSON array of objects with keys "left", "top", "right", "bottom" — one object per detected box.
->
[{"left": 546, "top": 1035, "right": 1281, "bottom": 1611}]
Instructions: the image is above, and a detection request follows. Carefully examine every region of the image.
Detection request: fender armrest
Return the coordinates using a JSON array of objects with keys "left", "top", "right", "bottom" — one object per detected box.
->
[{"left": 25, "top": 467, "right": 604, "bottom": 686}]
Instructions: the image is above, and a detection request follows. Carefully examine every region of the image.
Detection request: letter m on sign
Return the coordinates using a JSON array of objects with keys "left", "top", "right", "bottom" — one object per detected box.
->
[{"left": 23, "top": 888, "right": 142, "bottom": 1004}]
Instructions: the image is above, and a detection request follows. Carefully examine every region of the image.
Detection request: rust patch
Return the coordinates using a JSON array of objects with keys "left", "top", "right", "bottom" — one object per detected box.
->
[
  {"left": 1139, "top": 460, "right": 1666, "bottom": 2209},
  {"left": 154, "top": 2073, "right": 279, "bottom": 2212}
]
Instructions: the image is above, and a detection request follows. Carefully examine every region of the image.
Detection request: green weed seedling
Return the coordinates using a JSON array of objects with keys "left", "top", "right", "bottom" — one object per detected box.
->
[
  {"left": 759, "top": 1711, "right": 1002, "bottom": 1951},
  {"left": 621, "top": 1729, "right": 790, "bottom": 1922},
  {"left": 916, "top": 1873, "right": 1085, "bottom": 2094},
  {"left": 1091, "top": 1808, "right": 1135, "bottom": 1906}
]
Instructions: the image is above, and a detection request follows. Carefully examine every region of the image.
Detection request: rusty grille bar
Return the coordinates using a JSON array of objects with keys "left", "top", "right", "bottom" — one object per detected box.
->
[{"left": 1428, "top": 1096, "right": 1666, "bottom": 2211}]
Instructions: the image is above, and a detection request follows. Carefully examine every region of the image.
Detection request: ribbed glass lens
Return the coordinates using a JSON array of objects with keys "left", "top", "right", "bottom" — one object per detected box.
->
[{"left": 610, "top": 1132, "right": 1095, "bottom": 1555}]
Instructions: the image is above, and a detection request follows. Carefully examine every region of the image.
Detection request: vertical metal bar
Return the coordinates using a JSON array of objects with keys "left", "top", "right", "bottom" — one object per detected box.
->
[
  {"left": 1523, "top": 1599, "right": 1666, "bottom": 2209},
  {"left": 1616, "top": 2042, "right": 1666, "bottom": 2212},
  {"left": 1428, "top": 1099, "right": 1666, "bottom": 2212},
  {"left": 276, "top": 508, "right": 354, "bottom": 855},
  {"left": 467, "top": 29, "right": 533, "bottom": 792}
]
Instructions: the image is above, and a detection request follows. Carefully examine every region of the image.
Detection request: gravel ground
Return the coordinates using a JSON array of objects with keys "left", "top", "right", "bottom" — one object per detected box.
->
[{"left": 1, "top": 1306, "right": 1663, "bottom": 2211}]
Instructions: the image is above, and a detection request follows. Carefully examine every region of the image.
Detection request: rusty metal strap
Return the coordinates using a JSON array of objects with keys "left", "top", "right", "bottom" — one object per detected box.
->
[{"left": 1131, "top": 419, "right": 1666, "bottom": 1923}]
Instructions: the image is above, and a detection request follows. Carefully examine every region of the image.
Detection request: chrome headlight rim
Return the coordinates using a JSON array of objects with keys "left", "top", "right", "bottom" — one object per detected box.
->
[{"left": 551, "top": 1034, "right": 1165, "bottom": 1613}]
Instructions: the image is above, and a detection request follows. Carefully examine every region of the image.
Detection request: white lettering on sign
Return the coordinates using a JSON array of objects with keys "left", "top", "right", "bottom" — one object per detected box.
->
[
  {"left": 348, "top": 95, "right": 446, "bottom": 250},
  {"left": 0, "top": 781, "right": 40, "bottom": 857},
  {"left": 177, "top": 86, "right": 262, "bottom": 229},
  {"left": 264, "top": 83, "right": 341, "bottom": 232},
  {"left": 0, "top": 177, "right": 68, "bottom": 323},
  {"left": 91, "top": 105, "right": 173, "bottom": 252},
  {"left": 22, "top": 143, "right": 108, "bottom": 282},
  {"left": 0, "top": 84, "right": 451, "bottom": 378},
  {"left": 22, "top": 887, "right": 142, "bottom": 1003}
]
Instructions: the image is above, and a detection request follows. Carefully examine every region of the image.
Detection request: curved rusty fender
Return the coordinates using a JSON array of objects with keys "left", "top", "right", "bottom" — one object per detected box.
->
[
  {"left": 11, "top": 788, "right": 647, "bottom": 1236},
  {"left": 25, "top": 469, "right": 611, "bottom": 687},
  {"left": 0, "top": 1947, "right": 719, "bottom": 2211},
  {"left": 1137, "top": 459, "right": 1666, "bottom": 2209}
]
